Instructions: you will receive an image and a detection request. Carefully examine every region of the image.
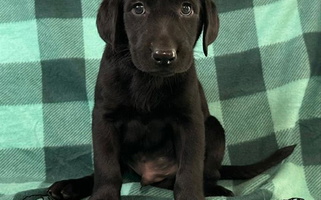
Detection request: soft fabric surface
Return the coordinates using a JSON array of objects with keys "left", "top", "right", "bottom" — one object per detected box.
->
[{"left": 0, "top": 0, "right": 320, "bottom": 199}]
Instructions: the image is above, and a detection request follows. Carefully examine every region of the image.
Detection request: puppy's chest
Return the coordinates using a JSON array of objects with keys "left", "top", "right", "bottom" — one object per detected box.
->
[
  {"left": 128, "top": 76, "right": 181, "bottom": 112},
  {"left": 118, "top": 118, "right": 178, "bottom": 184},
  {"left": 130, "top": 89, "right": 165, "bottom": 111}
]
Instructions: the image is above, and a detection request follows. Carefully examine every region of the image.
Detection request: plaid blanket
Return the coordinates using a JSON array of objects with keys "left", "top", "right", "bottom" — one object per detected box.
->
[{"left": 0, "top": 0, "right": 320, "bottom": 199}]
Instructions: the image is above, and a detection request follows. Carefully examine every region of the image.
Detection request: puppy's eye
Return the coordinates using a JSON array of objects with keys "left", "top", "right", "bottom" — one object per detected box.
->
[
  {"left": 181, "top": 3, "right": 193, "bottom": 16},
  {"left": 132, "top": 3, "right": 146, "bottom": 15}
]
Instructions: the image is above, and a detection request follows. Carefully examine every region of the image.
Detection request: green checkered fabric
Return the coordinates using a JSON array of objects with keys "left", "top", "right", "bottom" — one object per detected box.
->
[{"left": 0, "top": 0, "right": 320, "bottom": 199}]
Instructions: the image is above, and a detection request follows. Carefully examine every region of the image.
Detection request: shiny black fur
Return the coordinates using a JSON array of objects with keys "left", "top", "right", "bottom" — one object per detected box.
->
[{"left": 48, "top": 0, "right": 295, "bottom": 199}]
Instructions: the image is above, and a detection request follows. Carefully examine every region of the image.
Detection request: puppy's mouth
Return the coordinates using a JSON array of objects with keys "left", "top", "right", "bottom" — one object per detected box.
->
[
  {"left": 148, "top": 70, "right": 176, "bottom": 77},
  {"left": 131, "top": 49, "right": 193, "bottom": 77},
  {"left": 132, "top": 57, "right": 178, "bottom": 77}
]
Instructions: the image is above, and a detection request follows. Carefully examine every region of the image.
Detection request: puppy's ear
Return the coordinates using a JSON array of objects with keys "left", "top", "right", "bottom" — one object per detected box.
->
[
  {"left": 202, "top": 0, "right": 219, "bottom": 56},
  {"left": 96, "top": 0, "right": 126, "bottom": 50}
]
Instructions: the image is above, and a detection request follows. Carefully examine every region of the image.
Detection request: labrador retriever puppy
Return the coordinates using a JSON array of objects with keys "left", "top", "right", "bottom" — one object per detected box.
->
[{"left": 48, "top": 0, "right": 295, "bottom": 199}]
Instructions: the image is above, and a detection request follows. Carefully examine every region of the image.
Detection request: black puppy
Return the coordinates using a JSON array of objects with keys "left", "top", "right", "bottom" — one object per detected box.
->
[{"left": 48, "top": 0, "right": 295, "bottom": 199}]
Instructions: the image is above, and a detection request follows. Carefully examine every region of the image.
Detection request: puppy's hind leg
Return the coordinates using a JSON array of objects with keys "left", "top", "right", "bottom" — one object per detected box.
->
[
  {"left": 48, "top": 174, "right": 94, "bottom": 200},
  {"left": 203, "top": 116, "right": 233, "bottom": 197}
]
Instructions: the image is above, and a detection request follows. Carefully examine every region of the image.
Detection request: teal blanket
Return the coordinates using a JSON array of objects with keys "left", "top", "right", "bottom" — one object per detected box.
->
[{"left": 0, "top": 0, "right": 320, "bottom": 199}]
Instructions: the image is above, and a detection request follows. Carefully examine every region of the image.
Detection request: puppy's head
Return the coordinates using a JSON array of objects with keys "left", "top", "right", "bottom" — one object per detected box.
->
[{"left": 97, "top": 0, "right": 219, "bottom": 77}]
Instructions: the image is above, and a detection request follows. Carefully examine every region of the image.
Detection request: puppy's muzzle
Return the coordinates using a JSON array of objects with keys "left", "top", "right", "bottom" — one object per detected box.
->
[{"left": 152, "top": 49, "right": 177, "bottom": 65}]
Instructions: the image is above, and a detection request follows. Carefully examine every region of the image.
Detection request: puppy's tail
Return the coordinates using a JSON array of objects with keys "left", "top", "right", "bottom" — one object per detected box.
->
[{"left": 219, "top": 145, "right": 296, "bottom": 180}]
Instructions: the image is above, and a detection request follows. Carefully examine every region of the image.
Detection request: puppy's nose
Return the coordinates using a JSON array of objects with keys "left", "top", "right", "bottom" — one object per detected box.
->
[{"left": 152, "top": 50, "right": 177, "bottom": 65}]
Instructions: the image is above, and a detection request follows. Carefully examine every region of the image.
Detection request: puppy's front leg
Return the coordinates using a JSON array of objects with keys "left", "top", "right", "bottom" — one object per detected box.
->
[
  {"left": 174, "top": 119, "right": 205, "bottom": 200},
  {"left": 90, "top": 107, "right": 122, "bottom": 200}
]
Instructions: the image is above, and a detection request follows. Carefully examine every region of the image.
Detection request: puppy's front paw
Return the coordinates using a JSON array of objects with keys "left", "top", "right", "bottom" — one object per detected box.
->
[
  {"left": 89, "top": 194, "right": 120, "bottom": 200},
  {"left": 89, "top": 186, "right": 120, "bottom": 200}
]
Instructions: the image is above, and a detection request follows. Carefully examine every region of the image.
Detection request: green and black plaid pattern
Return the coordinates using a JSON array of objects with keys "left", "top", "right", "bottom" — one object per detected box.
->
[
  {"left": 0, "top": 0, "right": 102, "bottom": 198},
  {"left": 0, "top": 0, "right": 320, "bottom": 199}
]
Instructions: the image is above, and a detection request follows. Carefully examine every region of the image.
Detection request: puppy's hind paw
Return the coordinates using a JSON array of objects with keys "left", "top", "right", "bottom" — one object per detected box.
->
[
  {"left": 48, "top": 177, "right": 93, "bottom": 200},
  {"left": 205, "top": 185, "right": 234, "bottom": 197}
]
